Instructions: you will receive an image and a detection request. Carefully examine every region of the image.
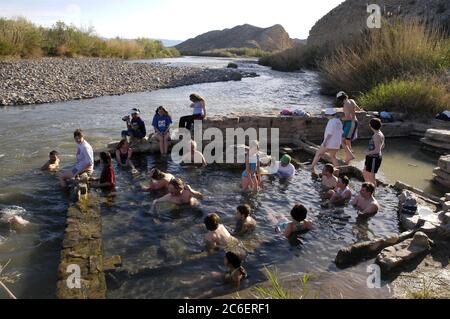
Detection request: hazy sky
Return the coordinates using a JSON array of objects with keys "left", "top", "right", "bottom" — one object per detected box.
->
[{"left": 0, "top": 0, "right": 344, "bottom": 40}]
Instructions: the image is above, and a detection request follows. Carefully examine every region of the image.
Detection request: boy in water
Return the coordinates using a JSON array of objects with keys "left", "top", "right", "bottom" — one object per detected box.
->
[
  {"left": 275, "top": 204, "right": 314, "bottom": 238},
  {"left": 204, "top": 213, "right": 235, "bottom": 250},
  {"left": 323, "top": 175, "right": 352, "bottom": 207},
  {"left": 41, "top": 150, "right": 60, "bottom": 172},
  {"left": 233, "top": 204, "right": 256, "bottom": 236},
  {"left": 321, "top": 164, "right": 338, "bottom": 191},
  {"left": 151, "top": 178, "right": 204, "bottom": 211}
]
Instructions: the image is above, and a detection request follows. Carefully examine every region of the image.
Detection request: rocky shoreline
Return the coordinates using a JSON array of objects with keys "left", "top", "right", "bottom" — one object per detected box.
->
[{"left": 0, "top": 58, "right": 258, "bottom": 106}]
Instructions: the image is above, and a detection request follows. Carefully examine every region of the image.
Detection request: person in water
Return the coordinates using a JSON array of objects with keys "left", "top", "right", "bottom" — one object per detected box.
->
[
  {"left": 181, "top": 139, "right": 207, "bottom": 166},
  {"left": 152, "top": 106, "right": 172, "bottom": 155},
  {"left": 121, "top": 108, "right": 147, "bottom": 142},
  {"left": 151, "top": 178, "right": 204, "bottom": 210},
  {"left": 324, "top": 175, "right": 352, "bottom": 206},
  {"left": 59, "top": 129, "right": 94, "bottom": 188},
  {"left": 310, "top": 108, "right": 343, "bottom": 174},
  {"left": 337, "top": 91, "right": 363, "bottom": 164},
  {"left": 142, "top": 168, "right": 175, "bottom": 192},
  {"left": 241, "top": 140, "right": 262, "bottom": 192},
  {"left": 275, "top": 204, "right": 314, "bottom": 238},
  {"left": 351, "top": 182, "right": 380, "bottom": 217},
  {"left": 204, "top": 213, "right": 235, "bottom": 250},
  {"left": 233, "top": 204, "right": 256, "bottom": 236},
  {"left": 321, "top": 164, "right": 338, "bottom": 191},
  {"left": 115, "top": 139, "right": 137, "bottom": 173},
  {"left": 90, "top": 152, "right": 116, "bottom": 192},
  {"left": 41, "top": 150, "right": 60, "bottom": 172},
  {"left": 179, "top": 94, "right": 207, "bottom": 131},
  {"left": 211, "top": 252, "right": 247, "bottom": 288},
  {"left": 363, "top": 118, "right": 385, "bottom": 187},
  {"left": 276, "top": 154, "right": 296, "bottom": 178}
]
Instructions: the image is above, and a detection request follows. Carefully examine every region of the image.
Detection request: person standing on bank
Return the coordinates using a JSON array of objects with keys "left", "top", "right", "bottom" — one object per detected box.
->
[
  {"left": 152, "top": 106, "right": 173, "bottom": 155},
  {"left": 363, "top": 118, "right": 385, "bottom": 186},
  {"left": 121, "top": 108, "right": 146, "bottom": 142},
  {"left": 179, "top": 94, "right": 207, "bottom": 131},
  {"left": 336, "top": 91, "right": 363, "bottom": 164},
  {"left": 59, "top": 129, "right": 94, "bottom": 188}
]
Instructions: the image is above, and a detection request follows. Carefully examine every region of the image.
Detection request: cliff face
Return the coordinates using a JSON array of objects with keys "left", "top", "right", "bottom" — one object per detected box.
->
[
  {"left": 175, "top": 24, "right": 294, "bottom": 54},
  {"left": 308, "top": 0, "right": 450, "bottom": 48}
]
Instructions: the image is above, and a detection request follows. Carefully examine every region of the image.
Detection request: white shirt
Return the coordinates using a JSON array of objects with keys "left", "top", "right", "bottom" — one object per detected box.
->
[
  {"left": 323, "top": 118, "right": 343, "bottom": 149},
  {"left": 75, "top": 141, "right": 94, "bottom": 173},
  {"left": 277, "top": 162, "right": 296, "bottom": 178}
]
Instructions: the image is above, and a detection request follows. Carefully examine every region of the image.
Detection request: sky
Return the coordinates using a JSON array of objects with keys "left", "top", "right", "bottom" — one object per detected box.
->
[{"left": 0, "top": 0, "right": 344, "bottom": 40}]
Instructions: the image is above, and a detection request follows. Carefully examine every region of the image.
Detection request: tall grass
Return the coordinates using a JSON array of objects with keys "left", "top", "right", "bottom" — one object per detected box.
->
[
  {"left": 319, "top": 20, "right": 450, "bottom": 94},
  {"left": 0, "top": 17, "right": 180, "bottom": 59}
]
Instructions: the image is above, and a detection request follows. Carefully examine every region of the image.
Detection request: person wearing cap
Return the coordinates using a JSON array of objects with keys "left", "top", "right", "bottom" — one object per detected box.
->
[
  {"left": 276, "top": 154, "right": 296, "bottom": 178},
  {"left": 336, "top": 91, "right": 363, "bottom": 164},
  {"left": 309, "top": 108, "right": 343, "bottom": 175},
  {"left": 121, "top": 108, "right": 146, "bottom": 142}
]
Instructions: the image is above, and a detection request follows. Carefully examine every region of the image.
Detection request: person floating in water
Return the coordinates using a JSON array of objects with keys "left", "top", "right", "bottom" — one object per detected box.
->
[
  {"left": 351, "top": 182, "right": 379, "bottom": 217},
  {"left": 90, "top": 152, "right": 116, "bottom": 192},
  {"left": 241, "top": 140, "right": 262, "bottom": 192},
  {"left": 41, "top": 150, "right": 60, "bottom": 172},
  {"left": 321, "top": 164, "right": 338, "bottom": 191},
  {"left": 121, "top": 108, "right": 146, "bottom": 143},
  {"left": 151, "top": 178, "right": 204, "bottom": 210},
  {"left": 152, "top": 106, "right": 172, "bottom": 155},
  {"left": 233, "top": 204, "right": 256, "bottom": 236},
  {"left": 274, "top": 204, "right": 314, "bottom": 239},
  {"left": 363, "top": 118, "right": 385, "bottom": 187},
  {"left": 115, "top": 139, "right": 137, "bottom": 174},
  {"left": 142, "top": 168, "right": 175, "bottom": 192},
  {"left": 310, "top": 108, "right": 343, "bottom": 175},
  {"left": 179, "top": 94, "right": 207, "bottom": 131},
  {"left": 337, "top": 91, "right": 363, "bottom": 164},
  {"left": 204, "top": 213, "right": 235, "bottom": 250},
  {"left": 211, "top": 251, "right": 247, "bottom": 288},
  {"left": 181, "top": 139, "right": 207, "bottom": 167},
  {"left": 59, "top": 129, "right": 94, "bottom": 189},
  {"left": 323, "top": 175, "right": 352, "bottom": 207}
]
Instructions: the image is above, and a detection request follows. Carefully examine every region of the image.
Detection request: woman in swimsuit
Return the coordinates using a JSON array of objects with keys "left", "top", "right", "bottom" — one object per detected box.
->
[
  {"left": 115, "top": 139, "right": 136, "bottom": 173},
  {"left": 241, "top": 140, "right": 262, "bottom": 192}
]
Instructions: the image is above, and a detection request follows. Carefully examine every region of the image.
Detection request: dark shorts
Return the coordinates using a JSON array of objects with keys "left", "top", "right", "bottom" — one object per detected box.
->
[{"left": 365, "top": 155, "right": 382, "bottom": 174}]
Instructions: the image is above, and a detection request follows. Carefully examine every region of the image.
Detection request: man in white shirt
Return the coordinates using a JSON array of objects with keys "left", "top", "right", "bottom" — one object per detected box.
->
[
  {"left": 277, "top": 154, "right": 296, "bottom": 178},
  {"left": 59, "top": 129, "right": 94, "bottom": 188},
  {"left": 310, "top": 108, "right": 343, "bottom": 175}
]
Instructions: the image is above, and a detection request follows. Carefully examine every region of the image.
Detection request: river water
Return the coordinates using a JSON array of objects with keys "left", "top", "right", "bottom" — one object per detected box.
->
[{"left": 0, "top": 56, "right": 440, "bottom": 299}]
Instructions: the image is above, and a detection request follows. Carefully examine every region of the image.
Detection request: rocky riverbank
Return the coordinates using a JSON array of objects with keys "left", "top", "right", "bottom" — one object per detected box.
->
[{"left": 0, "top": 58, "right": 258, "bottom": 106}]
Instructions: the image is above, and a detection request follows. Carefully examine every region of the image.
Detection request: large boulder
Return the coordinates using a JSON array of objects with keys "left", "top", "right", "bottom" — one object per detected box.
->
[{"left": 376, "top": 232, "right": 433, "bottom": 274}]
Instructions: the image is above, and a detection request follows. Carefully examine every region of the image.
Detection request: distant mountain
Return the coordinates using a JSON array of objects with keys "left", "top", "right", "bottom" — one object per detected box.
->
[
  {"left": 175, "top": 24, "right": 294, "bottom": 54},
  {"left": 155, "top": 39, "right": 183, "bottom": 47}
]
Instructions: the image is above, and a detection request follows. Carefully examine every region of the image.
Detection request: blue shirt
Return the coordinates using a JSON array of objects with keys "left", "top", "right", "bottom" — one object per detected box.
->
[{"left": 152, "top": 115, "right": 172, "bottom": 133}]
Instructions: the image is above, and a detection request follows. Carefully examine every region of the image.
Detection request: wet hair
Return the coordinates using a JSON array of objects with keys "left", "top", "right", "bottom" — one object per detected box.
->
[
  {"left": 190, "top": 94, "right": 205, "bottom": 102},
  {"left": 324, "top": 164, "right": 335, "bottom": 174},
  {"left": 204, "top": 213, "right": 221, "bottom": 231},
  {"left": 169, "top": 178, "right": 184, "bottom": 191},
  {"left": 370, "top": 118, "right": 382, "bottom": 131},
  {"left": 116, "top": 139, "right": 128, "bottom": 150},
  {"left": 362, "top": 182, "right": 376, "bottom": 195},
  {"left": 340, "top": 175, "right": 350, "bottom": 186},
  {"left": 237, "top": 204, "right": 251, "bottom": 218},
  {"left": 291, "top": 204, "right": 307, "bottom": 222},
  {"left": 49, "top": 150, "right": 58, "bottom": 156},
  {"left": 225, "top": 251, "right": 242, "bottom": 269},
  {"left": 100, "top": 152, "right": 112, "bottom": 165},
  {"left": 73, "top": 129, "right": 84, "bottom": 138},
  {"left": 156, "top": 106, "right": 171, "bottom": 119},
  {"left": 151, "top": 168, "right": 165, "bottom": 180}
]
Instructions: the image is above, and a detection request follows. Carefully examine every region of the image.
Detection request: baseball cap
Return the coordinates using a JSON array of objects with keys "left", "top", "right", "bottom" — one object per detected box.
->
[
  {"left": 324, "top": 108, "right": 337, "bottom": 116},
  {"left": 336, "top": 91, "right": 347, "bottom": 99},
  {"left": 130, "top": 108, "right": 141, "bottom": 115},
  {"left": 280, "top": 154, "right": 291, "bottom": 165}
]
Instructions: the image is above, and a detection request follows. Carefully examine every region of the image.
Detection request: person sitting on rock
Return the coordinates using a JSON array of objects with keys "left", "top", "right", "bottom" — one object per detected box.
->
[
  {"left": 151, "top": 178, "right": 204, "bottom": 211},
  {"left": 323, "top": 175, "right": 352, "bottom": 206},
  {"left": 321, "top": 164, "right": 338, "bottom": 191},
  {"left": 152, "top": 106, "right": 172, "bottom": 155},
  {"left": 90, "top": 152, "right": 116, "bottom": 192},
  {"left": 179, "top": 94, "right": 207, "bottom": 132},
  {"left": 41, "top": 150, "right": 60, "bottom": 172},
  {"left": 59, "top": 129, "right": 94, "bottom": 189},
  {"left": 142, "top": 168, "right": 175, "bottom": 192},
  {"left": 181, "top": 139, "right": 207, "bottom": 167},
  {"left": 204, "top": 213, "right": 235, "bottom": 250},
  {"left": 351, "top": 182, "right": 379, "bottom": 217},
  {"left": 233, "top": 204, "right": 256, "bottom": 236},
  {"left": 274, "top": 204, "right": 314, "bottom": 239},
  {"left": 121, "top": 108, "right": 146, "bottom": 143}
]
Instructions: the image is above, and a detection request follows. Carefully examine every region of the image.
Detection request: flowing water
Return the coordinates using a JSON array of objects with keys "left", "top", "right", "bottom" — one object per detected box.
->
[{"left": 0, "top": 57, "right": 439, "bottom": 298}]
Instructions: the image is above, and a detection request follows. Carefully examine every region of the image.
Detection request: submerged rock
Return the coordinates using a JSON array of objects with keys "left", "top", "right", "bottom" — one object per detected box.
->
[{"left": 376, "top": 232, "right": 433, "bottom": 274}]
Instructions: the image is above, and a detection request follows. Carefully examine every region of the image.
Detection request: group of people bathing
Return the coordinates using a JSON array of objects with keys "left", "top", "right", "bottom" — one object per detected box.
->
[{"left": 40, "top": 91, "right": 385, "bottom": 288}]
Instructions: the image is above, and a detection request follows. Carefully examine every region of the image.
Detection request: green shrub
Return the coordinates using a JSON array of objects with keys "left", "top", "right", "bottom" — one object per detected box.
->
[
  {"left": 358, "top": 77, "right": 449, "bottom": 115},
  {"left": 259, "top": 44, "right": 325, "bottom": 71}
]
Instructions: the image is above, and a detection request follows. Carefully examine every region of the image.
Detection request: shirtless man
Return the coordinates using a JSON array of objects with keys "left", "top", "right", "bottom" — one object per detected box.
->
[
  {"left": 181, "top": 140, "right": 207, "bottom": 167},
  {"left": 151, "top": 178, "right": 204, "bottom": 210},
  {"left": 204, "top": 213, "right": 235, "bottom": 250},
  {"left": 336, "top": 91, "right": 363, "bottom": 164},
  {"left": 142, "top": 168, "right": 175, "bottom": 192},
  {"left": 351, "top": 182, "right": 379, "bottom": 217},
  {"left": 41, "top": 150, "right": 60, "bottom": 172}
]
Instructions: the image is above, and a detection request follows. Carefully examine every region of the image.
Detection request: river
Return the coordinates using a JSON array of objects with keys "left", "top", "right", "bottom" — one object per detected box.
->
[{"left": 0, "top": 56, "right": 440, "bottom": 299}]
